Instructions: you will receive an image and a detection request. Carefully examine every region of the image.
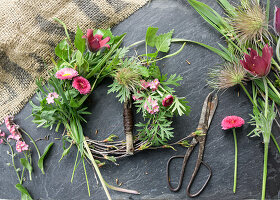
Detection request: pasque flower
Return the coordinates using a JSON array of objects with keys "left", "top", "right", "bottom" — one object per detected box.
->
[
  {"left": 240, "top": 44, "right": 273, "bottom": 77},
  {"left": 72, "top": 76, "right": 91, "bottom": 94},
  {"left": 162, "top": 95, "right": 174, "bottom": 107},
  {"left": 56, "top": 68, "right": 78, "bottom": 80},
  {"left": 82, "top": 29, "right": 110, "bottom": 52},
  {"left": 221, "top": 115, "right": 245, "bottom": 193},
  {"left": 274, "top": 6, "right": 280, "bottom": 35}
]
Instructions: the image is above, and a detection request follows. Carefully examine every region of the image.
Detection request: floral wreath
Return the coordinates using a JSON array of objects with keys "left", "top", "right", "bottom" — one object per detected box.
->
[{"left": 26, "top": 19, "right": 192, "bottom": 198}]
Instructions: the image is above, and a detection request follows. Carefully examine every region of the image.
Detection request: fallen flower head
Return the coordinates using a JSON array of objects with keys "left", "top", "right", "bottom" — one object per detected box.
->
[
  {"left": 221, "top": 115, "right": 245, "bottom": 130},
  {"left": 240, "top": 44, "right": 273, "bottom": 77},
  {"left": 83, "top": 29, "right": 110, "bottom": 52}
]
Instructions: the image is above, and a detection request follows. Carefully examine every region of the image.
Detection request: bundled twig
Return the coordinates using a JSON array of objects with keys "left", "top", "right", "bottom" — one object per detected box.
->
[{"left": 123, "top": 96, "right": 134, "bottom": 155}]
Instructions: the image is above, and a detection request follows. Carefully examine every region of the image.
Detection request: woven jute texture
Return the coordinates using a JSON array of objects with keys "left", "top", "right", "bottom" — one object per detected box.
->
[{"left": 0, "top": 0, "right": 149, "bottom": 121}]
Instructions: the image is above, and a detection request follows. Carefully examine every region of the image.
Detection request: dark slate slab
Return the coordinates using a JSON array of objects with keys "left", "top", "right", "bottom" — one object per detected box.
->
[{"left": 1, "top": 0, "right": 279, "bottom": 199}]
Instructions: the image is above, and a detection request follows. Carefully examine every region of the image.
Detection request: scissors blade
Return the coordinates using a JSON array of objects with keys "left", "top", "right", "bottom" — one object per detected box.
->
[
  {"left": 197, "top": 92, "right": 218, "bottom": 130},
  {"left": 207, "top": 93, "right": 218, "bottom": 128}
]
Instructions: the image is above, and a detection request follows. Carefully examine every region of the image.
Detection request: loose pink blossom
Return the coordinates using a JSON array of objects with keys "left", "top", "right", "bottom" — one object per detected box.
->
[
  {"left": 16, "top": 141, "right": 29, "bottom": 152},
  {"left": 221, "top": 116, "right": 245, "bottom": 130},
  {"left": 0, "top": 139, "right": 3, "bottom": 144},
  {"left": 162, "top": 95, "right": 174, "bottom": 107},
  {"left": 140, "top": 80, "right": 150, "bottom": 90},
  {"left": 0, "top": 130, "right": 5, "bottom": 137},
  {"left": 5, "top": 116, "right": 22, "bottom": 141},
  {"left": 72, "top": 76, "right": 91, "bottom": 94},
  {"left": 8, "top": 133, "right": 21, "bottom": 141},
  {"left": 82, "top": 29, "right": 110, "bottom": 52},
  {"left": 56, "top": 68, "right": 78, "bottom": 80},
  {"left": 46, "top": 92, "right": 59, "bottom": 104},
  {"left": 149, "top": 79, "right": 160, "bottom": 91},
  {"left": 144, "top": 96, "right": 159, "bottom": 114}
]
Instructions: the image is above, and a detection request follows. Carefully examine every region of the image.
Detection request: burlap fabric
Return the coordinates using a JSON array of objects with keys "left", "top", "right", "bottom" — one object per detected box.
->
[{"left": 0, "top": 0, "right": 149, "bottom": 121}]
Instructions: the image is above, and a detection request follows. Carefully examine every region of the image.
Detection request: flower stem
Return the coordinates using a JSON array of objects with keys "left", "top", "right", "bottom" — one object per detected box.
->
[
  {"left": 266, "top": 0, "right": 270, "bottom": 25},
  {"left": 19, "top": 128, "right": 41, "bottom": 157},
  {"left": 127, "top": 40, "right": 145, "bottom": 49},
  {"left": 271, "top": 133, "right": 280, "bottom": 153},
  {"left": 266, "top": 77, "right": 280, "bottom": 99},
  {"left": 232, "top": 128, "right": 238, "bottom": 194},
  {"left": 263, "top": 77, "right": 268, "bottom": 118},
  {"left": 239, "top": 83, "right": 256, "bottom": 107},
  {"left": 262, "top": 142, "right": 269, "bottom": 200},
  {"left": 84, "top": 140, "right": 112, "bottom": 200},
  {"left": 276, "top": 37, "right": 280, "bottom": 65},
  {"left": 6, "top": 141, "right": 21, "bottom": 183}
]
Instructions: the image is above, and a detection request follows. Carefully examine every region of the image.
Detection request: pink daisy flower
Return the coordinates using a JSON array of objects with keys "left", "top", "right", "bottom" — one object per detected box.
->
[
  {"left": 149, "top": 79, "right": 160, "bottom": 91},
  {"left": 16, "top": 141, "right": 29, "bottom": 152},
  {"left": 72, "top": 76, "right": 91, "bottom": 95},
  {"left": 221, "top": 116, "right": 245, "bottom": 130},
  {"left": 46, "top": 92, "right": 59, "bottom": 104},
  {"left": 162, "top": 95, "right": 174, "bottom": 107},
  {"left": 56, "top": 68, "right": 78, "bottom": 80}
]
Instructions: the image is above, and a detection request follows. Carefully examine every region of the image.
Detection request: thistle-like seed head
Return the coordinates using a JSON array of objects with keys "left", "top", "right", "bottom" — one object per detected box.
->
[
  {"left": 208, "top": 62, "right": 247, "bottom": 90},
  {"left": 230, "top": 1, "right": 269, "bottom": 45},
  {"left": 115, "top": 67, "right": 140, "bottom": 91}
]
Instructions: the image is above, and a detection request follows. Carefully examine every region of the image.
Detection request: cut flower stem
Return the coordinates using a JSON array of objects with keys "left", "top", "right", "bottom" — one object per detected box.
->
[{"left": 233, "top": 128, "right": 238, "bottom": 193}]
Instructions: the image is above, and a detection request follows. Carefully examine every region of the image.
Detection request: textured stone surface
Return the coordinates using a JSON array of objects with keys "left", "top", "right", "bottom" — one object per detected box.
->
[{"left": 0, "top": 0, "right": 280, "bottom": 199}]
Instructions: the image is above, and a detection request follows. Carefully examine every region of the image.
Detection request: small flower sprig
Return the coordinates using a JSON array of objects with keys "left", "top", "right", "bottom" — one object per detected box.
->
[
  {"left": 1, "top": 116, "right": 53, "bottom": 200},
  {"left": 221, "top": 116, "right": 245, "bottom": 193}
]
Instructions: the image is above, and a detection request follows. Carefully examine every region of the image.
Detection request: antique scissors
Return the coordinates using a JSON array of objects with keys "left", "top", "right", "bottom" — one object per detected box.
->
[{"left": 167, "top": 92, "right": 218, "bottom": 197}]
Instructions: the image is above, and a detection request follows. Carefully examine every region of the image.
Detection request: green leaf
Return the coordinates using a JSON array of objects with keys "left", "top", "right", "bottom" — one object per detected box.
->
[
  {"left": 38, "top": 142, "right": 54, "bottom": 174},
  {"left": 74, "top": 25, "right": 86, "bottom": 53},
  {"left": 146, "top": 27, "right": 159, "bottom": 47},
  {"left": 137, "top": 66, "right": 149, "bottom": 77},
  {"left": 155, "top": 29, "right": 174, "bottom": 53},
  {"left": 149, "top": 65, "right": 161, "bottom": 79},
  {"left": 104, "top": 155, "right": 117, "bottom": 163},
  {"left": 59, "top": 143, "right": 72, "bottom": 162},
  {"left": 20, "top": 158, "right": 33, "bottom": 174},
  {"left": 253, "top": 79, "right": 280, "bottom": 105},
  {"left": 15, "top": 184, "right": 33, "bottom": 200},
  {"left": 55, "top": 39, "right": 71, "bottom": 61},
  {"left": 217, "top": 0, "right": 237, "bottom": 17},
  {"left": 171, "top": 38, "right": 231, "bottom": 61},
  {"left": 40, "top": 110, "right": 56, "bottom": 122}
]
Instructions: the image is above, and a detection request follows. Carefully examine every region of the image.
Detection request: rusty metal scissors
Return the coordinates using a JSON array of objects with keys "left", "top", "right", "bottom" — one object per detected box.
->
[{"left": 167, "top": 92, "right": 218, "bottom": 197}]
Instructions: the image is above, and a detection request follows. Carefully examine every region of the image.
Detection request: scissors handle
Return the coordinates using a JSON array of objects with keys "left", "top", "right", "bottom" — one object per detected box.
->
[
  {"left": 167, "top": 144, "right": 195, "bottom": 192},
  {"left": 186, "top": 160, "right": 212, "bottom": 197}
]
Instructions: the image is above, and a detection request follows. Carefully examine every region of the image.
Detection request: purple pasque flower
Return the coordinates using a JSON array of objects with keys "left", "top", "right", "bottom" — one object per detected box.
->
[
  {"left": 240, "top": 44, "right": 273, "bottom": 77},
  {"left": 82, "top": 29, "right": 110, "bottom": 52},
  {"left": 274, "top": 6, "right": 280, "bottom": 35}
]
